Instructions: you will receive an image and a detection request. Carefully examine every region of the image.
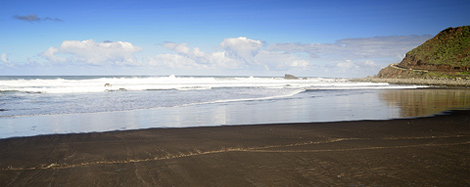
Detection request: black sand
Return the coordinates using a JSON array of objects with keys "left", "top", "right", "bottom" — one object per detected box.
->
[{"left": 1, "top": 110, "right": 469, "bottom": 186}]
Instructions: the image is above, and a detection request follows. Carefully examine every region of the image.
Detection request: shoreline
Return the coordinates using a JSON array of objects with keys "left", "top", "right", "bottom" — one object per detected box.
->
[
  {"left": 1, "top": 110, "right": 469, "bottom": 186},
  {"left": 0, "top": 108, "right": 466, "bottom": 141},
  {"left": 351, "top": 77, "right": 470, "bottom": 87}
]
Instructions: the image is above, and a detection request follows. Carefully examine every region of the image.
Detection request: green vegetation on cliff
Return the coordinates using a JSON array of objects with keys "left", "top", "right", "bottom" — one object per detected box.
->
[
  {"left": 376, "top": 26, "right": 470, "bottom": 80},
  {"left": 405, "top": 26, "right": 470, "bottom": 71}
]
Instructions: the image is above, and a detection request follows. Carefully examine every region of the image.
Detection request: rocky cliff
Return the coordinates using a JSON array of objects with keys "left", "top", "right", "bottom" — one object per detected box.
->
[{"left": 376, "top": 26, "right": 470, "bottom": 79}]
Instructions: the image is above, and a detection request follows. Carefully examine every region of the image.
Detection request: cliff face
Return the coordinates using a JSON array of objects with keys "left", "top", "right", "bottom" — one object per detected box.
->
[{"left": 377, "top": 26, "right": 470, "bottom": 79}]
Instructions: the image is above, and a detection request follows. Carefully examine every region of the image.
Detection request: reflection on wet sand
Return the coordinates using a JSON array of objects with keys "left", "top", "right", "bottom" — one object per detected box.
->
[{"left": 379, "top": 89, "right": 470, "bottom": 117}]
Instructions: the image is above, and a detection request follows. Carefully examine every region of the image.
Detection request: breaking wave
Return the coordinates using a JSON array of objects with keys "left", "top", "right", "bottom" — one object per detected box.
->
[{"left": 0, "top": 75, "right": 427, "bottom": 118}]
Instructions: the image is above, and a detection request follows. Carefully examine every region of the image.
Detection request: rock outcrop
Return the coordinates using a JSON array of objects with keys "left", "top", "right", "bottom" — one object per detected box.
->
[{"left": 284, "top": 74, "right": 299, "bottom": 79}]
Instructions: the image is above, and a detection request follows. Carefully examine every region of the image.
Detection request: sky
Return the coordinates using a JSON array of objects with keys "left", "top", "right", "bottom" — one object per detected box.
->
[{"left": 1, "top": 0, "right": 469, "bottom": 77}]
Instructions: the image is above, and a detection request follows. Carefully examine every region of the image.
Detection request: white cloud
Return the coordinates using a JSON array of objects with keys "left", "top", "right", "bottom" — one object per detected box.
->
[
  {"left": 41, "top": 39, "right": 142, "bottom": 66},
  {"left": 163, "top": 43, "right": 191, "bottom": 55},
  {"left": 41, "top": 47, "right": 66, "bottom": 62},
  {"left": 337, "top": 59, "right": 378, "bottom": 69},
  {"left": 363, "top": 60, "right": 377, "bottom": 67},
  {"left": 266, "top": 43, "right": 321, "bottom": 58},
  {"left": 1, "top": 53, "right": 8, "bottom": 63},
  {"left": 337, "top": 60, "right": 359, "bottom": 69},
  {"left": 148, "top": 54, "right": 207, "bottom": 69},
  {"left": 148, "top": 46, "right": 244, "bottom": 70},
  {"left": 162, "top": 42, "right": 205, "bottom": 57},
  {"left": 255, "top": 50, "right": 310, "bottom": 71},
  {"left": 0, "top": 53, "right": 15, "bottom": 68},
  {"left": 220, "top": 37, "right": 263, "bottom": 61},
  {"left": 206, "top": 51, "right": 245, "bottom": 69}
]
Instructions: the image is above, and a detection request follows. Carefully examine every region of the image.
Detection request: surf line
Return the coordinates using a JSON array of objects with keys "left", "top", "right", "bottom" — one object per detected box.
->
[{"left": 1, "top": 135, "right": 468, "bottom": 171}]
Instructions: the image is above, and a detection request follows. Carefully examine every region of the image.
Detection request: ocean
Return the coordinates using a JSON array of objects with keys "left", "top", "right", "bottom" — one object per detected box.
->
[{"left": 1, "top": 75, "right": 469, "bottom": 138}]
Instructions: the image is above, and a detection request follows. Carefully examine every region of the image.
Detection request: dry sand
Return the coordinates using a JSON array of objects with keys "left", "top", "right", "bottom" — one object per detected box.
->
[{"left": 1, "top": 110, "right": 469, "bottom": 186}]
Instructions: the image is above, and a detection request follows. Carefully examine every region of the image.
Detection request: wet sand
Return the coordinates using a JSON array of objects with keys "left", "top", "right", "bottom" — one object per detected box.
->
[{"left": 1, "top": 110, "right": 469, "bottom": 186}]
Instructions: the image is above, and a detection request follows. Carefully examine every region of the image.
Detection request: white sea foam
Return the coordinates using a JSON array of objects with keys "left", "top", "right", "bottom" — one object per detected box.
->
[
  {"left": 0, "top": 76, "right": 428, "bottom": 119},
  {"left": 178, "top": 89, "right": 306, "bottom": 107},
  {"left": 0, "top": 76, "right": 424, "bottom": 94}
]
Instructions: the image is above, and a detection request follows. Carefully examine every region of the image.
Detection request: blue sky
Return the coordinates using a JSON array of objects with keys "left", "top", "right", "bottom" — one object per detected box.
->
[{"left": 1, "top": 0, "right": 469, "bottom": 77}]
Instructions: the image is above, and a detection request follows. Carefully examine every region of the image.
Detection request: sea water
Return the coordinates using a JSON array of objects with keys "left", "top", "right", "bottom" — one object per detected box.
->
[{"left": 1, "top": 75, "right": 469, "bottom": 138}]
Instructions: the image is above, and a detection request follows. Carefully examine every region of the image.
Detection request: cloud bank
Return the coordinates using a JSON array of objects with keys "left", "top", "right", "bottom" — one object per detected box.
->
[
  {"left": 2, "top": 35, "right": 430, "bottom": 77},
  {"left": 14, "top": 14, "right": 63, "bottom": 22},
  {"left": 267, "top": 35, "right": 431, "bottom": 60},
  {"left": 147, "top": 37, "right": 309, "bottom": 72},
  {"left": 265, "top": 35, "right": 431, "bottom": 76},
  {"left": 146, "top": 35, "right": 430, "bottom": 76}
]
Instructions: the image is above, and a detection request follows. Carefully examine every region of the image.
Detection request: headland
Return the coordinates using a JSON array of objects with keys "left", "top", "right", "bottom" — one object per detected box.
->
[{"left": 357, "top": 26, "right": 470, "bottom": 87}]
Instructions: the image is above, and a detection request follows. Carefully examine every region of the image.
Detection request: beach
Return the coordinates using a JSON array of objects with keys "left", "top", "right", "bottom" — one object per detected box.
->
[
  {"left": 352, "top": 77, "right": 470, "bottom": 87},
  {"left": 1, "top": 76, "right": 469, "bottom": 186},
  {"left": 1, "top": 110, "right": 469, "bottom": 186},
  {"left": 2, "top": 1, "right": 469, "bottom": 186}
]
